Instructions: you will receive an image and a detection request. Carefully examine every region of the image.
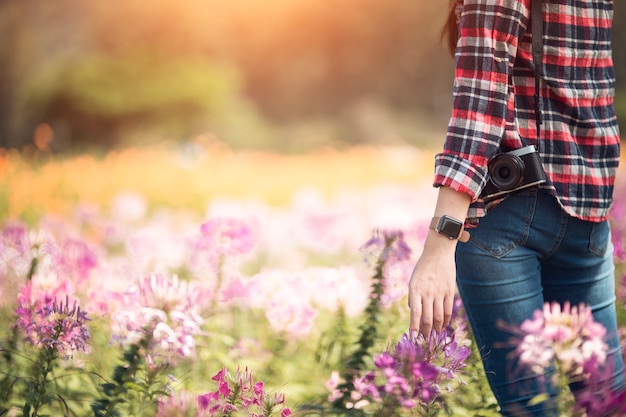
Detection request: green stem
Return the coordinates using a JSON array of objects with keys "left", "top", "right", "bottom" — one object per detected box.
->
[
  {"left": 30, "top": 348, "right": 56, "bottom": 417},
  {"left": 333, "top": 238, "right": 389, "bottom": 409},
  {"left": 27, "top": 244, "right": 40, "bottom": 281},
  {"left": 91, "top": 341, "right": 146, "bottom": 417},
  {"left": 135, "top": 362, "right": 167, "bottom": 416},
  {"left": 224, "top": 383, "right": 241, "bottom": 417}
]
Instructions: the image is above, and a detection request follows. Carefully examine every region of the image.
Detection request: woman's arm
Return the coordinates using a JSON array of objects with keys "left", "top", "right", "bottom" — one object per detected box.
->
[
  {"left": 408, "top": 0, "right": 531, "bottom": 337},
  {"left": 408, "top": 186, "right": 471, "bottom": 337}
]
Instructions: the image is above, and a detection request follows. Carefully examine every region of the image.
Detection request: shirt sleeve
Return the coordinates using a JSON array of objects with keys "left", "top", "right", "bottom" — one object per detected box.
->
[{"left": 434, "top": 0, "right": 532, "bottom": 202}]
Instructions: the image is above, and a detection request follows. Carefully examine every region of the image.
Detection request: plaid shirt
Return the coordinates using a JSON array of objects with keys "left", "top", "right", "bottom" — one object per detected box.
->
[{"left": 434, "top": 0, "right": 621, "bottom": 222}]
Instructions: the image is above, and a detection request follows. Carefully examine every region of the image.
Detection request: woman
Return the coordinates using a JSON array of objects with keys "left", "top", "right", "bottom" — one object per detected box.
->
[{"left": 408, "top": 0, "right": 624, "bottom": 415}]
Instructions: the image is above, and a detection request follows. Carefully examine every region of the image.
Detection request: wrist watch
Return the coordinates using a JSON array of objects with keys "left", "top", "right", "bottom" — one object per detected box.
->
[{"left": 429, "top": 215, "right": 470, "bottom": 242}]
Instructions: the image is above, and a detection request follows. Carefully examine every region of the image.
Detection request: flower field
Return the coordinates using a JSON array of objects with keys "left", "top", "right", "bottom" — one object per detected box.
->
[{"left": 1, "top": 142, "right": 625, "bottom": 416}]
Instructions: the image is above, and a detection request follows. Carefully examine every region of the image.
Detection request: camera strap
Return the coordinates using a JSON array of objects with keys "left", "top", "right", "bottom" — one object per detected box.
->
[{"left": 531, "top": 0, "right": 544, "bottom": 140}]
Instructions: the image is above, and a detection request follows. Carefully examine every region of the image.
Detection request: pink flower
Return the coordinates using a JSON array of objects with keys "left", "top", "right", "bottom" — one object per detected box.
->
[
  {"left": 509, "top": 301, "right": 609, "bottom": 381},
  {"left": 265, "top": 300, "right": 318, "bottom": 337},
  {"left": 39, "top": 237, "right": 98, "bottom": 283},
  {"left": 198, "top": 217, "right": 258, "bottom": 258},
  {"left": 326, "top": 371, "right": 346, "bottom": 402},
  {"left": 110, "top": 273, "right": 204, "bottom": 362},
  {"left": 1, "top": 222, "right": 31, "bottom": 254},
  {"left": 219, "top": 276, "right": 249, "bottom": 302},
  {"left": 156, "top": 388, "right": 195, "bottom": 417},
  {"left": 304, "top": 267, "right": 369, "bottom": 316},
  {"left": 85, "top": 284, "right": 125, "bottom": 316},
  {"left": 189, "top": 217, "right": 259, "bottom": 281},
  {"left": 197, "top": 367, "right": 290, "bottom": 417},
  {"left": 0, "top": 221, "right": 38, "bottom": 286},
  {"left": 505, "top": 302, "right": 612, "bottom": 408},
  {"left": 245, "top": 267, "right": 369, "bottom": 320},
  {"left": 610, "top": 195, "right": 625, "bottom": 261}
]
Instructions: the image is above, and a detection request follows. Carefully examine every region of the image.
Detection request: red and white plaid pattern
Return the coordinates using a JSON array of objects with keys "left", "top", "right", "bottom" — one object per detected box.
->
[{"left": 434, "top": 0, "right": 620, "bottom": 222}]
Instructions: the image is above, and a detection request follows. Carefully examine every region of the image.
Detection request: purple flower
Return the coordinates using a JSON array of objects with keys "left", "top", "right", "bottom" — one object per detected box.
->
[
  {"left": 341, "top": 329, "right": 470, "bottom": 412},
  {"left": 15, "top": 286, "right": 90, "bottom": 355},
  {"left": 360, "top": 229, "right": 411, "bottom": 267},
  {"left": 572, "top": 359, "right": 626, "bottom": 417},
  {"left": 374, "top": 351, "right": 395, "bottom": 369},
  {"left": 360, "top": 229, "right": 414, "bottom": 307}
]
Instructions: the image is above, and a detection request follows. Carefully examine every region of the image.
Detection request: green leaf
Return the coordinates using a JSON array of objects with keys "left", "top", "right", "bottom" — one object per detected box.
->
[
  {"left": 527, "top": 393, "right": 551, "bottom": 406},
  {"left": 101, "top": 383, "right": 117, "bottom": 396}
]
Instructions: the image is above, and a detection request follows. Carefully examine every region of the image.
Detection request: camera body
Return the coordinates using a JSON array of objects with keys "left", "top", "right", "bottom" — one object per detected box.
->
[{"left": 480, "top": 145, "right": 546, "bottom": 200}]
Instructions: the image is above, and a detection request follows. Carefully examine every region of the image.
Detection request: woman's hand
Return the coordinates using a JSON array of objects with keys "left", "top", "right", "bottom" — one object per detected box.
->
[
  {"left": 408, "top": 186, "right": 471, "bottom": 337},
  {"left": 408, "top": 235, "right": 458, "bottom": 337}
]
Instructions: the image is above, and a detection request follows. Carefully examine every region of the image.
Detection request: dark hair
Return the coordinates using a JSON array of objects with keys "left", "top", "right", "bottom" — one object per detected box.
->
[{"left": 441, "top": 0, "right": 460, "bottom": 56}]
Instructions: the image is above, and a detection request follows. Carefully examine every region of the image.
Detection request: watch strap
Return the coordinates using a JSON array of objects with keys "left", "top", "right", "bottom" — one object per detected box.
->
[{"left": 429, "top": 216, "right": 471, "bottom": 243}]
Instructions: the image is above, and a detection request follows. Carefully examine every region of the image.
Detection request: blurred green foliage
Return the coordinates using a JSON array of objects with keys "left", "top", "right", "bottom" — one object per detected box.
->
[
  {"left": 36, "top": 57, "right": 234, "bottom": 117},
  {"left": 0, "top": 0, "right": 624, "bottom": 152},
  {"left": 17, "top": 54, "right": 254, "bottom": 149}
]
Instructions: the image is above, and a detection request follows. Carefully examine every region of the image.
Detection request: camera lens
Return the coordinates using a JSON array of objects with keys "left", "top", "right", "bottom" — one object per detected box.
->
[
  {"left": 498, "top": 166, "right": 511, "bottom": 178},
  {"left": 488, "top": 154, "right": 525, "bottom": 191}
]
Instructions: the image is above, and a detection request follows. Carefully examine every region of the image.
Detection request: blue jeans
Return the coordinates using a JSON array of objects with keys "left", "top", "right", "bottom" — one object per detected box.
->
[{"left": 456, "top": 188, "right": 624, "bottom": 416}]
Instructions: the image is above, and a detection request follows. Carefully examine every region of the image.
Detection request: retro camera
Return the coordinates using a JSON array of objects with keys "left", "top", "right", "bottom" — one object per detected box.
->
[{"left": 480, "top": 145, "right": 546, "bottom": 200}]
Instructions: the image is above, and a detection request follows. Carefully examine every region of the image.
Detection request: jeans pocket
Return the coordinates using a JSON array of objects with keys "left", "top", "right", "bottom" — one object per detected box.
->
[
  {"left": 467, "top": 191, "right": 536, "bottom": 259},
  {"left": 589, "top": 220, "right": 610, "bottom": 257}
]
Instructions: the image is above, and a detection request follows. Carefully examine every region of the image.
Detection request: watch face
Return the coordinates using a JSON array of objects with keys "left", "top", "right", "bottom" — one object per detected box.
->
[{"left": 439, "top": 216, "right": 462, "bottom": 238}]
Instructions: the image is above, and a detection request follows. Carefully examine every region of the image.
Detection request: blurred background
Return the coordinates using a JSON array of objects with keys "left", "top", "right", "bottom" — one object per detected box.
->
[{"left": 1, "top": 0, "right": 625, "bottom": 154}]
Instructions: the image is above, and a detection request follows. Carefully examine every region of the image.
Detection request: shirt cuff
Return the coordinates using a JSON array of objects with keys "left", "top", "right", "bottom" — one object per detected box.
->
[{"left": 433, "top": 153, "right": 489, "bottom": 202}]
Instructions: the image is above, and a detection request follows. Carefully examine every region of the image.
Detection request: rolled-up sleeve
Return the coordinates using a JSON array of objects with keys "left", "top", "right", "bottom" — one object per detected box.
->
[{"left": 434, "top": 0, "right": 531, "bottom": 202}]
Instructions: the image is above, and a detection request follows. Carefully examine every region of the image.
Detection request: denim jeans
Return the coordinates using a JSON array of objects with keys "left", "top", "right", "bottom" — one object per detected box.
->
[{"left": 456, "top": 188, "right": 624, "bottom": 416}]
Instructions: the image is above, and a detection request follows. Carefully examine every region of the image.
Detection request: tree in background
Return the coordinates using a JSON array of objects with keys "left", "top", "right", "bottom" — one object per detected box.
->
[{"left": 0, "top": 0, "right": 624, "bottom": 152}]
